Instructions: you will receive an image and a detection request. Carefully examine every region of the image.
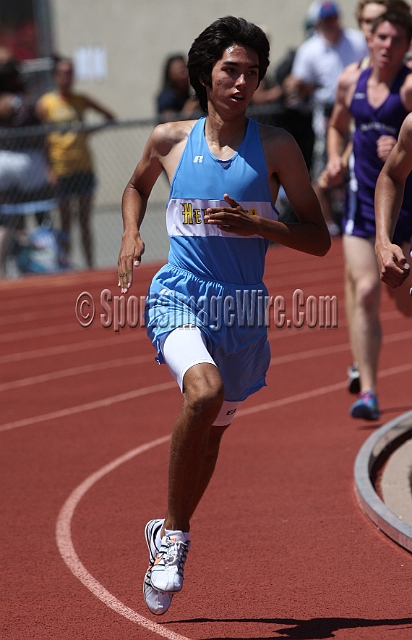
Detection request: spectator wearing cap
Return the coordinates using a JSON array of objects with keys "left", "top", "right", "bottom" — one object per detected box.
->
[{"left": 288, "top": 1, "right": 368, "bottom": 182}]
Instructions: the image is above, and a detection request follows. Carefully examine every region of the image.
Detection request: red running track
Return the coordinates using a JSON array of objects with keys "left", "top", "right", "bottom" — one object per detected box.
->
[{"left": 1, "top": 238, "right": 412, "bottom": 640}]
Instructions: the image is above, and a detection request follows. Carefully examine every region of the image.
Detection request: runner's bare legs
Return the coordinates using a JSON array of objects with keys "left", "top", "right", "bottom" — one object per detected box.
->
[
  {"left": 162, "top": 362, "right": 227, "bottom": 535},
  {"left": 343, "top": 235, "right": 381, "bottom": 393}
]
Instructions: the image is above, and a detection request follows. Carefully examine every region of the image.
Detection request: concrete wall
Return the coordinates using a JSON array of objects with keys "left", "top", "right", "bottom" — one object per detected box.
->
[{"left": 49, "top": 0, "right": 360, "bottom": 120}]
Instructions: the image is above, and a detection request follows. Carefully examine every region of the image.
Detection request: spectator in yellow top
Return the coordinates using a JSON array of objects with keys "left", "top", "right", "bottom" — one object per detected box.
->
[{"left": 37, "top": 56, "right": 115, "bottom": 268}]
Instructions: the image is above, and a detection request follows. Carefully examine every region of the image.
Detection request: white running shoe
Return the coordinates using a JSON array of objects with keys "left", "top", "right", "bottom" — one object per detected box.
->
[
  {"left": 145, "top": 519, "right": 163, "bottom": 564},
  {"left": 143, "top": 519, "right": 173, "bottom": 615},
  {"left": 150, "top": 531, "right": 190, "bottom": 593}
]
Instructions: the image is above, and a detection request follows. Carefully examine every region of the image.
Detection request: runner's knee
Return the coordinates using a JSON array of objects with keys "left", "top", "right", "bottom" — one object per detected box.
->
[
  {"left": 355, "top": 277, "right": 380, "bottom": 311},
  {"left": 183, "top": 363, "right": 224, "bottom": 418}
]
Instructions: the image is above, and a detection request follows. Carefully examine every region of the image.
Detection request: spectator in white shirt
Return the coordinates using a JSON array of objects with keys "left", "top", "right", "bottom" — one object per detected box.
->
[{"left": 289, "top": 1, "right": 368, "bottom": 179}]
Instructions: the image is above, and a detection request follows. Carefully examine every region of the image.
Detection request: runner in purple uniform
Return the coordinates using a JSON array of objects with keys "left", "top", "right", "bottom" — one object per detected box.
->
[{"left": 326, "top": 9, "right": 412, "bottom": 420}]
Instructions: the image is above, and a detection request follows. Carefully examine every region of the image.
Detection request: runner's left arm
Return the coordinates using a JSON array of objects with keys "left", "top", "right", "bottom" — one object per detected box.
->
[{"left": 205, "top": 129, "right": 331, "bottom": 257}]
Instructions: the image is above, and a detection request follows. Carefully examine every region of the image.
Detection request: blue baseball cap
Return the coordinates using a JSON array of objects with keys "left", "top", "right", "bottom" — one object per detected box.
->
[{"left": 318, "top": 1, "right": 340, "bottom": 20}]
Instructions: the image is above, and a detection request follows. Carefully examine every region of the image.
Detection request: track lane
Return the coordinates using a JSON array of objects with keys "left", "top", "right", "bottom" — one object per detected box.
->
[{"left": 2, "top": 239, "right": 412, "bottom": 639}]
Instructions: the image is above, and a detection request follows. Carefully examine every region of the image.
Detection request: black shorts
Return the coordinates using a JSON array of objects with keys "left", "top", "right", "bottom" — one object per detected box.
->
[{"left": 58, "top": 172, "right": 96, "bottom": 197}]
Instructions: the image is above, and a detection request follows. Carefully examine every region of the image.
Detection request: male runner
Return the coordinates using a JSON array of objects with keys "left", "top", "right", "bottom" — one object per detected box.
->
[
  {"left": 118, "top": 16, "right": 330, "bottom": 615},
  {"left": 326, "top": 9, "right": 412, "bottom": 420},
  {"left": 375, "top": 111, "right": 412, "bottom": 287}
]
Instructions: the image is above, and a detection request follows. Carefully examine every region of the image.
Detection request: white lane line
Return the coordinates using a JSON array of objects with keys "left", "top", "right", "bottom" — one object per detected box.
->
[
  {"left": 0, "top": 324, "right": 291, "bottom": 365},
  {"left": 269, "top": 328, "right": 412, "bottom": 366},
  {"left": 2, "top": 322, "right": 411, "bottom": 397},
  {"left": 0, "top": 273, "right": 154, "bottom": 312},
  {"left": 0, "top": 322, "right": 76, "bottom": 344},
  {"left": 7, "top": 258, "right": 343, "bottom": 324},
  {"left": 2, "top": 332, "right": 412, "bottom": 432},
  {"left": 1, "top": 253, "right": 337, "bottom": 312},
  {"left": 263, "top": 251, "right": 344, "bottom": 280},
  {"left": 264, "top": 266, "right": 344, "bottom": 289},
  {"left": 2, "top": 339, "right": 348, "bottom": 393},
  {"left": 55, "top": 358, "right": 412, "bottom": 639},
  {"left": 29, "top": 357, "right": 412, "bottom": 640},
  {"left": 0, "top": 340, "right": 352, "bottom": 393},
  {"left": 0, "top": 338, "right": 350, "bottom": 431},
  {"left": 0, "top": 331, "right": 146, "bottom": 364},
  {"left": 0, "top": 308, "right": 405, "bottom": 367},
  {"left": 238, "top": 360, "right": 412, "bottom": 418},
  {"left": 0, "top": 306, "right": 72, "bottom": 326},
  {"left": 0, "top": 355, "right": 154, "bottom": 392},
  {"left": 237, "top": 381, "right": 347, "bottom": 417},
  {"left": 1, "top": 292, "right": 82, "bottom": 313},
  {"left": 56, "top": 436, "right": 191, "bottom": 640},
  {"left": 378, "top": 361, "right": 412, "bottom": 379},
  {"left": 0, "top": 382, "right": 176, "bottom": 433}
]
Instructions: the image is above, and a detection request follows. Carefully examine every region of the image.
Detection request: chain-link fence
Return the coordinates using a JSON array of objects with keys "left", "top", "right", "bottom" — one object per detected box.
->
[
  {"left": 0, "top": 118, "right": 172, "bottom": 278},
  {"left": 0, "top": 105, "right": 317, "bottom": 279}
]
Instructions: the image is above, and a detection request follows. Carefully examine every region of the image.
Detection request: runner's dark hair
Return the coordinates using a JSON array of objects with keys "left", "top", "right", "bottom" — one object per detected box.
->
[
  {"left": 187, "top": 16, "right": 270, "bottom": 112},
  {"left": 371, "top": 9, "right": 412, "bottom": 41}
]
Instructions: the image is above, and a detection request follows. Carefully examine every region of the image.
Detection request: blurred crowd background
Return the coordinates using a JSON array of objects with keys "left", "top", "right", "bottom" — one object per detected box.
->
[{"left": 0, "top": 0, "right": 389, "bottom": 277}]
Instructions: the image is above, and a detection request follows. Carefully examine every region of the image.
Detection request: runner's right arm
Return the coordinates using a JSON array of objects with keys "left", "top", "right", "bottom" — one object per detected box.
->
[
  {"left": 375, "top": 114, "right": 412, "bottom": 288},
  {"left": 326, "top": 67, "right": 357, "bottom": 185},
  {"left": 118, "top": 127, "right": 166, "bottom": 292},
  {"left": 118, "top": 121, "right": 192, "bottom": 292}
]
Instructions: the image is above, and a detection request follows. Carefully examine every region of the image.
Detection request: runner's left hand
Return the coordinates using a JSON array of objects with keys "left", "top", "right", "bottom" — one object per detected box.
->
[
  {"left": 376, "top": 242, "right": 410, "bottom": 288},
  {"left": 204, "top": 194, "right": 258, "bottom": 236}
]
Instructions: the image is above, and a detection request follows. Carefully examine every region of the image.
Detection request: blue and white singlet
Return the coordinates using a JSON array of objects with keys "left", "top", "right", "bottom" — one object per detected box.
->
[
  {"left": 146, "top": 117, "right": 277, "bottom": 401},
  {"left": 166, "top": 116, "right": 278, "bottom": 283}
]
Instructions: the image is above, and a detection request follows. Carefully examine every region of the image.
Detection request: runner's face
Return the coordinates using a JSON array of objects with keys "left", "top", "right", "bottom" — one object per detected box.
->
[
  {"left": 359, "top": 3, "right": 387, "bottom": 40},
  {"left": 370, "top": 21, "right": 410, "bottom": 69},
  {"left": 208, "top": 45, "right": 260, "bottom": 113}
]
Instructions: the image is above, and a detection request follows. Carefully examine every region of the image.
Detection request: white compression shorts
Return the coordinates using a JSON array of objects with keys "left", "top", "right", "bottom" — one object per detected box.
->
[{"left": 161, "top": 325, "right": 240, "bottom": 426}]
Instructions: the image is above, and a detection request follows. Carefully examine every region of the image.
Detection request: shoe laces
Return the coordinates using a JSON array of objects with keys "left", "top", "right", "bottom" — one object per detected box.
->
[
  {"left": 359, "top": 390, "right": 378, "bottom": 406},
  {"left": 359, "top": 390, "right": 375, "bottom": 399},
  {"left": 162, "top": 537, "right": 189, "bottom": 574}
]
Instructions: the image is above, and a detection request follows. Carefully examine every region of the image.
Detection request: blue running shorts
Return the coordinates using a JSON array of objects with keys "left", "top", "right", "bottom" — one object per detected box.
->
[{"left": 145, "top": 263, "right": 271, "bottom": 402}]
